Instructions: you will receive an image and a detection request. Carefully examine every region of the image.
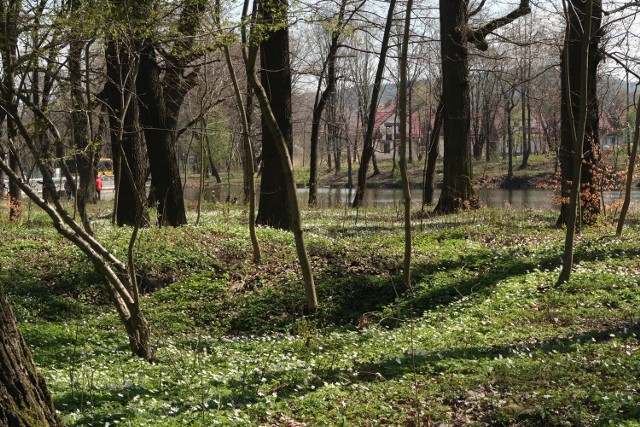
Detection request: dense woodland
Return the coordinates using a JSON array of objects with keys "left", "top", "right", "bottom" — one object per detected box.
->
[{"left": 1, "top": 0, "right": 640, "bottom": 425}]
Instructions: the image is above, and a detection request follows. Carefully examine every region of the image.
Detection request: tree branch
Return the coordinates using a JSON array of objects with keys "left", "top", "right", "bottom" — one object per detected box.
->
[{"left": 469, "top": 0, "right": 531, "bottom": 51}]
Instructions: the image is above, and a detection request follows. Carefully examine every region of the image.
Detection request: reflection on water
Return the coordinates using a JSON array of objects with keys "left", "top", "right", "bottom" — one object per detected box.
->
[{"left": 184, "top": 185, "right": 640, "bottom": 211}]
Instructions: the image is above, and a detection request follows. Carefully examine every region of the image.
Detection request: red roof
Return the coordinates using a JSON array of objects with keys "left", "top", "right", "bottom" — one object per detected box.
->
[{"left": 372, "top": 101, "right": 422, "bottom": 139}]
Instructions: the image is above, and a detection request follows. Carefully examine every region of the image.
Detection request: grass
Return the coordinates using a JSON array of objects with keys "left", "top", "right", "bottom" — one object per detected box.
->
[{"left": 1, "top": 200, "right": 639, "bottom": 426}]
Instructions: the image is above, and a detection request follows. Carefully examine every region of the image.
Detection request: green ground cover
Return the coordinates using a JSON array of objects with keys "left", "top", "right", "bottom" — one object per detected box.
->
[{"left": 1, "top": 203, "right": 639, "bottom": 426}]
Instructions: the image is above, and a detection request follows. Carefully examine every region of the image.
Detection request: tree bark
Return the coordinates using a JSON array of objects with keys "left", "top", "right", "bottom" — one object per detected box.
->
[
  {"left": 1, "top": 0, "right": 21, "bottom": 222},
  {"left": 435, "top": 0, "right": 477, "bottom": 213},
  {"left": 399, "top": 0, "right": 413, "bottom": 289},
  {"left": 223, "top": 40, "right": 261, "bottom": 263},
  {"left": 435, "top": 0, "right": 530, "bottom": 213},
  {"left": 135, "top": 0, "right": 205, "bottom": 226},
  {"left": 104, "top": 38, "right": 150, "bottom": 227},
  {"left": 137, "top": 42, "right": 187, "bottom": 226},
  {"left": 68, "top": 4, "right": 96, "bottom": 234},
  {"left": 423, "top": 98, "right": 443, "bottom": 206},
  {"left": 519, "top": 78, "right": 530, "bottom": 169},
  {"left": 0, "top": 285, "right": 63, "bottom": 427},
  {"left": 557, "top": 0, "right": 602, "bottom": 227},
  {"left": 557, "top": 0, "right": 595, "bottom": 285},
  {"left": 244, "top": 0, "right": 317, "bottom": 310},
  {"left": 256, "top": 0, "right": 294, "bottom": 230}
]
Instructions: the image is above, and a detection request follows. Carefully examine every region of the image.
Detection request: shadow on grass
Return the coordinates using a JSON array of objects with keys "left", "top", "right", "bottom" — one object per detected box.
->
[
  {"left": 22, "top": 326, "right": 131, "bottom": 368},
  {"left": 223, "top": 239, "right": 640, "bottom": 336},
  {"left": 348, "top": 320, "right": 640, "bottom": 381},
  {"left": 5, "top": 267, "right": 107, "bottom": 322},
  {"left": 188, "top": 320, "right": 639, "bottom": 423}
]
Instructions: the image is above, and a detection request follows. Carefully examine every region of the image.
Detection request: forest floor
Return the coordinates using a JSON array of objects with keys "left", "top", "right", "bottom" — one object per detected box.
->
[{"left": 1, "top": 200, "right": 639, "bottom": 426}]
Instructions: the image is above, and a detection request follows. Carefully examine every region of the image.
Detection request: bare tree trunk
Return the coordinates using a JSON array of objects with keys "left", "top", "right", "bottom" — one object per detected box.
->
[
  {"left": 436, "top": 0, "right": 530, "bottom": 213},
  {"left": 243, "top": 0, "right": 317, "bottom": 310},
  {"left": 519, "top": 79, "right": 530, "bottom": 169},
  {"left": 372, "top": 151, "right": 381, "bottom": 175},
  {"left": 352, "top": 0, "right": 396, "bottom": 207},
  {"left": 557, "top": 0, "right": 602, "bottom": 227},
  {"left": 255, "top": 0, "right": 293, "bottom": 230},
  {"left": 104, "top": 38, "right": 150, "bottom": 227},
  {"left": 616, "top": 96, "right": 640, "bottom": 236},
  {"left": 435, "top": 0, "right": 476, "bottom": 213},
  {"left": 69, "top": 10, "right": 95, "bottom": 235},
  {"left": 399, "top": 0, "right": 413, "bottom": 289},
  {"left": 137, "top": 42, "right": 187, "bottom": 227},
  {"left": 346, "top": 140, "right": 353, "bottom": 188},
  {"left": 506, "top": 94, "right": 515, "bottom": 182},
  {"left": 557, "top": 0, "right": 594, "bottom": 285},
  {"left": 223, "top": 40, "right": 261, "bottom": 263},
  {"left": 0, "top": 284, "right": 63, "bottom": 427},
  {"left": 423, "top": 98, "right": 444, "bottom": 206},
  {"left": 308, "top": 0, "right": 346, "bottom": 205},
  {"left": 1, "top": 0, "right": 21, "bottom": 221}
]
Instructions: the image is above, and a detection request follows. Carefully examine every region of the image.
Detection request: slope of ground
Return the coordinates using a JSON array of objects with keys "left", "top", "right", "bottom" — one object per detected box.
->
[{"left": 1, "top": 203, "right": 639, "bottom": 426}]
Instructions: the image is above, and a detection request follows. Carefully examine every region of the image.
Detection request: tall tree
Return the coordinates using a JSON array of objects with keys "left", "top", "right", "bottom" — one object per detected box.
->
[
  {"left": 0, "top": 0, "right": 21, "bottom": 221},
  {"left": 422, "top": 97, "right": 443, "bottom": 206},
  {"left": 435, "top": 0, "right": 530, "bottom": 213},
  {"left": 557, "top": 0, "right": 595, "bottom": 285},
  {"left": 557, "top": 0, "right": 602, "bottom": 227},
  {"left": 255, "top": 0, "right": 294, "bottom": 229},
  {"left": 136, "top": 0, "right": 207, "bottom": 226},
  {"left": 137, "top": 42, "right": 187, "bottom": 227},
  {"left": 69, "top": 0, "right": 97, "bottom": 234},
  {"left": 398, "top": 0, "right": 413, "bottom": 289},
  {"left": 104, "top": 35, "right": 150, "bottom": 227},
  {"left": 0, "top": 284, "right": 63, "bottom": 426},
  {"left": 351, "top": 0, "right": 397, "bottom": 208},
  {"left": 243, "top": 0, "right": 317, "bottom": 310},
  {"left": 308, "top": 0, "right": 351, "bottom": 206},
  {"left": 220, "top": 12, "right": 261, "bottom": 262}
]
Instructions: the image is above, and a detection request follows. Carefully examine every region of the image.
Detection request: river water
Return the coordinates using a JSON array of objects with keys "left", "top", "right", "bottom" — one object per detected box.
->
[{"left": 184, "top": 185, "right": 640, "bottom": 211}]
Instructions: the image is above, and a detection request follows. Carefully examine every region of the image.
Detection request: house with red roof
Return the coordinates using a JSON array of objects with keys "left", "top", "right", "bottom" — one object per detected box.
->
[{"left": 372, "top": 100, "right": 425, "bottom": 158}]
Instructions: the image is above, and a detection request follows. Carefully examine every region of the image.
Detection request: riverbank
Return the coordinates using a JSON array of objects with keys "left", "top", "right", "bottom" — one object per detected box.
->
[
  {"left": 2, "top": 204, "right": 639, "bottom": 425},
  {"left": 296, "top": 152, "right": 559, "bottom": 190}
]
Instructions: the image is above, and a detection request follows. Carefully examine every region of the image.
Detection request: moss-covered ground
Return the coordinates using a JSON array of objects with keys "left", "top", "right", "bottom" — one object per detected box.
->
[{"left": 1, "top": 200, "right": 639, "bottom": 426}]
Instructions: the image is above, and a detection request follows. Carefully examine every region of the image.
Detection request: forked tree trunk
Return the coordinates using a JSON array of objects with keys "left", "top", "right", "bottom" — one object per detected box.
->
[
  {"left": 436, "top": 0, "right": 530, "bottom": 213},
  {"left": 0, "top": 284, "right": 63, "bottom": 427},
  {"left": 0, "top": 159, "right": 155, "bottom": 362},
  {"left": 104, "top": 38, "right": 150, "bottom": 227},
  {"left": 137, "top": 42, "right": 187, "bottom": 227}
]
